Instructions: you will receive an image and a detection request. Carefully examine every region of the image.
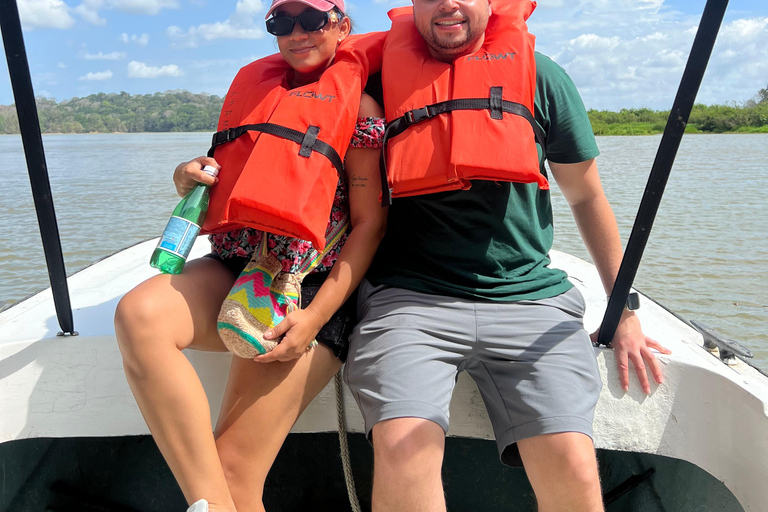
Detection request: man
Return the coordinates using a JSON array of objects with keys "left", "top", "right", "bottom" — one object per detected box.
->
[{"left": 344, "top": 0, "right": 670, "bottom": 510}]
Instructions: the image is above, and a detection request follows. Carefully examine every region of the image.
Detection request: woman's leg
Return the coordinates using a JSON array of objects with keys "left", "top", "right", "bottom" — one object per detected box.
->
[
  {"left": 215, "top": 345, "right": 342, "bottom": 512},
  {"left": 115, "top": 257, "right": 237, "bottom": 512}
]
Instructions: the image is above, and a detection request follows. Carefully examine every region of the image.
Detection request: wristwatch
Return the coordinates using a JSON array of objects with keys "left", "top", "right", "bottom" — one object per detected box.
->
[{"left": 607, "top": 292, "right": 640, "bottom": 311}]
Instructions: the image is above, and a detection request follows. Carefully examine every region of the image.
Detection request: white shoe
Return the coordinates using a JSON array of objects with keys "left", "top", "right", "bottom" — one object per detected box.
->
[{"left": 187, "top": 499, "right": 209, "bottom": 512}]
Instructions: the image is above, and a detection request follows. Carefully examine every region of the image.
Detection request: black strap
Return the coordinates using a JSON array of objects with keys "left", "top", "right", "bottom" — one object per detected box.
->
[
  {"left": 207, "top": 123, "right": 345, "bottom": 179},
  {"left": 299, "top": 126, "right": 320, "bottom": 158},
  {"left": 2, "top": 0, "right": 76, "bottom": 336},
  {"left": 596, "top": 0, "right": 730, "bottom": 346},
  {"left": 489, "top": 87, "right": 503, "bottom": 120},
  {"left": 379, "top": 87, "right": 547, "bottom": 206}
]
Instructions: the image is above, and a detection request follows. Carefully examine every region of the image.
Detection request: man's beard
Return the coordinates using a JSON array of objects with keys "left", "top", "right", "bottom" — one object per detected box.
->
[{"left": 421, "top": 18, "right": 483, "bottom": 60}]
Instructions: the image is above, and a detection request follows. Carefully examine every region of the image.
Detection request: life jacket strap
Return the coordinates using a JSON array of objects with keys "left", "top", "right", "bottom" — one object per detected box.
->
[
  {"left": 208, "top": 123, "right": 345, "bottom": 180},
  {"left": 379, "top": 87, "right": 547, "bottom": 206}
]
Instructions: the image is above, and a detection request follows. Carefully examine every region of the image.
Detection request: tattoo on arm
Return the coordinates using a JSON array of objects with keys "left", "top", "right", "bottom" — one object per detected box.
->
[{"left": 350, "top": 175, "right": 368, "bottom": 188}]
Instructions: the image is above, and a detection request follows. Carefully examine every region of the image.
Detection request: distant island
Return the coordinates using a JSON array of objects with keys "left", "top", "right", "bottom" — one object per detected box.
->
[
  {"left": 590, "top": 83, "right": 768, "bottom": 135},
  {"left": 1, "top": 86, "right": 766, "bottom": 135}
]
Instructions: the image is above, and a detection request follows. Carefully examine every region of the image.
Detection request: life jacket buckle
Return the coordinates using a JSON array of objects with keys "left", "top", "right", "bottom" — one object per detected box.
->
[
  {"left": 212, "top": 127, "right": 237, "bottom": 147},
  {"left": 404, "top": 107, "right": 431, "bottom": 125}
]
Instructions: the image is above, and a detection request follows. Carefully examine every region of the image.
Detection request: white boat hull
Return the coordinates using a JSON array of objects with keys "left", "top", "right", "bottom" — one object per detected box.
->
[{"left": 2, "top": 238, "right": 767, "bottom": 510}]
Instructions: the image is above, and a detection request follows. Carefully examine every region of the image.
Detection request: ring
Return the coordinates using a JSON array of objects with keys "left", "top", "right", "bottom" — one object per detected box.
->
[{"left": 306, "top": 340, "right": 318, "bottom": 351}]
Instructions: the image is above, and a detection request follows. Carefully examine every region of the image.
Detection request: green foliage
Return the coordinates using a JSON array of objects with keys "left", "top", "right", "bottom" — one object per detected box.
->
[
  {"left": 588, "top": 84, "right": 768, "bottom": 136},
  {"left": 3, "top": 84, "right": 767, "bottom": 136},
  {"left": 0, "top": 90, "right": 224, "bottom": 134}
]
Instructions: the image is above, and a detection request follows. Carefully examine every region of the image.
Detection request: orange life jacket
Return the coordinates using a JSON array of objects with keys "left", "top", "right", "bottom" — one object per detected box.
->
[
  {"left": 202, "top": 32, "right": 385, "bottom": 250},
  {"left": 380, "top": 1, "right": 547, "bottom": 205}
]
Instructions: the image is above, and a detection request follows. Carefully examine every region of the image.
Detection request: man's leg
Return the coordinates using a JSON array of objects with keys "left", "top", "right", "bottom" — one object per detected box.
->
[
  {"left": 518, "top": 433, "right": 604, "bottom": 512},
  {"left": 466, "top": 287, "right": 603, "bottom": 512},
  {"left": 371, "top": 418, "right": 446, "bottom": 512},
  {"left": 345, "top": 280, "right": 474, "bottom": 512}
]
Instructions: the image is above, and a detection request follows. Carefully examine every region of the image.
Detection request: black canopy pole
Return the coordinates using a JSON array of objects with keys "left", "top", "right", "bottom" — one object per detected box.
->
[
  {"left": 597, "top": 0, "right": 729, "bottom": 346},
  {"left": 1, "top": 0, "right": 76, "bottom": 336}
]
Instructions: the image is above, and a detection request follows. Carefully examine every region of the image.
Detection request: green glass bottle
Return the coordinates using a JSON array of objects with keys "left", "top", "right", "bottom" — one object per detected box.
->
[{"left": 150, "top": 165, "right": 218, "bottom": 274}]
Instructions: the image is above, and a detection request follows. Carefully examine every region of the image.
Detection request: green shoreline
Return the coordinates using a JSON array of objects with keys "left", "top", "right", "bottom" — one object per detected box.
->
[
  {"left": 591, "top": 122, "right": 768, "bottom": 136},
  {"left": 1, "top": 89, "right": 767, "bottom": 136}
]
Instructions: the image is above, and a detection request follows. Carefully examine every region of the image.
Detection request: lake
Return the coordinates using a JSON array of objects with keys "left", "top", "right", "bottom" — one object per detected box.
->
[{"left": 1, "top": 132, "right": 766, "bottom": 370}]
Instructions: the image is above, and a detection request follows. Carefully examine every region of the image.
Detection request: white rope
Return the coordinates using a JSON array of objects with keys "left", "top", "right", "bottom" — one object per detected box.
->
[{"left": 335, "top": 369, "right": 362, "bottom": 512}]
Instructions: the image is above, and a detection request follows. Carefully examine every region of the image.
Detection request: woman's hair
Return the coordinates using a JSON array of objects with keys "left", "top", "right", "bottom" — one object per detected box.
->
[{"left": 332, "top": 6, "right": 355, "bottom": 33}]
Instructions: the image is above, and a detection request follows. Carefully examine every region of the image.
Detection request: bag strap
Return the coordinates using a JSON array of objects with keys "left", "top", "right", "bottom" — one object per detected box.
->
[{"left": 295, "top": 215, "right": 350, "bottom": 277}]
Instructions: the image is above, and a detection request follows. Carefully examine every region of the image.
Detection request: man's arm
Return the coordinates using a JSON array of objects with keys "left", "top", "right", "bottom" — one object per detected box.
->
[{"left": 549, "top": 158, "right": 671, "bottom": 394}]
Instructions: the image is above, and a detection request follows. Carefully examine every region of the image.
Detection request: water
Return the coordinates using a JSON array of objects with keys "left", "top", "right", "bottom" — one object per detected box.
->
[
  {"left": 0, "top": 133, "right": 766, "bottom": 370},
  {"left": 550, "top": 134, "right": 768, "bottom": 370}
]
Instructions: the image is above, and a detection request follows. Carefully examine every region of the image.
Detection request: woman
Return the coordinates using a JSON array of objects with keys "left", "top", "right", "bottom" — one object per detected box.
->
[{"left": 114, "top": 1, "right": 386, "bottom": 510}]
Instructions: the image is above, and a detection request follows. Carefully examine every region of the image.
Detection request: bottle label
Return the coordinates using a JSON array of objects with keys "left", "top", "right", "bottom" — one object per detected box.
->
[{"left": 156, "top": 216, "right": 201, "bottom": 258}]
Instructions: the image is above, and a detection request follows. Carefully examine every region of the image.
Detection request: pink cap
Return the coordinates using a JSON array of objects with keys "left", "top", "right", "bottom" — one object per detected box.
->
[{"left": 265, "top": 0, "right": 345, "bottom": 19}]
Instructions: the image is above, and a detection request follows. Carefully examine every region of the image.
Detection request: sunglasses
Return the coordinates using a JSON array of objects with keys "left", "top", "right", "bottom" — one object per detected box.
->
[{"left": 266, "top": 10, "right": 339, "bottom": 37}]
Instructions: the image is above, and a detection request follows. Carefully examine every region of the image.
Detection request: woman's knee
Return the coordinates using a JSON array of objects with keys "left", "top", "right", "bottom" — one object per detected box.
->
[
  {"left": 217, "top": 434, "right": 269, "bottom": 496},
  {"left": 115, "top": 281, "right": 187, "bottom": 363}
]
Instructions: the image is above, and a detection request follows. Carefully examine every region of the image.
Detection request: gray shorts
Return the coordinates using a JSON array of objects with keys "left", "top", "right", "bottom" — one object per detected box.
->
[{"left": 343, "top": 280, "right": 602, "bottom": 464}]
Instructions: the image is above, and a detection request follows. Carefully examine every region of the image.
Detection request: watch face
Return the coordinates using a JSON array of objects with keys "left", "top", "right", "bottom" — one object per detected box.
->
[{"left": 627, "top": 292, "right": 641, "bottom": 310}]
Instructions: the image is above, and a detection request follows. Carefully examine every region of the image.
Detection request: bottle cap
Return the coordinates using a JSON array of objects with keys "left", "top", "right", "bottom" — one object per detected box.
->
[{"left": 202, "top": 165, "right": 219, "bottom": 178}]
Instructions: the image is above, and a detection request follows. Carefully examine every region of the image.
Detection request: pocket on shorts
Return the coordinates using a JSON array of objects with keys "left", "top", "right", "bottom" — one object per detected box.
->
[
  {"left": 571, "top": 287, "right": 587, "bottom": 317},
  {"left": 356, "top": 278, "right": 389, "bottom": 320},
  {"left": 545, "top": 286, "right": 587, "bottom": 318}
]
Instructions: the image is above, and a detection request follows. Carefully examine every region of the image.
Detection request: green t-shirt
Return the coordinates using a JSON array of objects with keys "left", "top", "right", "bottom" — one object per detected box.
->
[{"left": 367, "top": 53, "right": 600, "bottom": 301}]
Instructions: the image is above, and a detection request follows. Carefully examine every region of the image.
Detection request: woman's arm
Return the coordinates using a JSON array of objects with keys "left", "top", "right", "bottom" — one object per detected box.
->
[{"left": 255, "top": 93, "right": 387, "bottom": 362}]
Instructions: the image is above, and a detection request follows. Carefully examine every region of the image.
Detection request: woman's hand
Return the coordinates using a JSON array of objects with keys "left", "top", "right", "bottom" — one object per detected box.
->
[
  {"left": 252, "top": 306, "right": 326, "bottom": 363},
  {"left": 173, "top": 156, "right": 220, "bottom": 197}
]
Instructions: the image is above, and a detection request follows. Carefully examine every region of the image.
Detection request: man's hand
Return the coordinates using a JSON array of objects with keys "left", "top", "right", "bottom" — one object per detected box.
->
[
  {"left": 173, "top": 156, "right": 220, "bottom": 197},
  {"left": 590, "top": 311, "right": 671, "bottom": 394},
  {"left": 253, "top": 306, "right": 326, "bottom": 363}
]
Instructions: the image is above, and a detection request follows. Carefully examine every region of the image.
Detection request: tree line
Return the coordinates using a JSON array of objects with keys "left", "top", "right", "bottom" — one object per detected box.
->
[
  {"left": 0, "top": 90, "right": 222, "bottom": 134},
  {"left": 589, "top": 85, "right": 768, "bottom": 135},
  {"left": 0, "top": 86, "right": 766, "bottom": 136}
]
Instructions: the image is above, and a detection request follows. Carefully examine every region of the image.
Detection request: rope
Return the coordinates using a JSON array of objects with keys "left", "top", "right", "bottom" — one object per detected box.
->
[{"left": 335, "top": 369, "right": 362, "bottom": 512}]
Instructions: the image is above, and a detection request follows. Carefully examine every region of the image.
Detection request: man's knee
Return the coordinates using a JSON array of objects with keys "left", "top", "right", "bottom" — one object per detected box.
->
[
  {"left": 520, "top": 433, "right": 600, "bottom": 481},
  {"left": 372, "top": 418, "right": 445, "bottom": 472}
]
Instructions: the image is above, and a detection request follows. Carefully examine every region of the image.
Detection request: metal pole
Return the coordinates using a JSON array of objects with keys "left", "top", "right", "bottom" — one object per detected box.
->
[
  {"left": 1, "top": 0, "right": 76, "bottom": 335},
  {"left": 597, "top": 0, "right": 729, "bottom": 346}
]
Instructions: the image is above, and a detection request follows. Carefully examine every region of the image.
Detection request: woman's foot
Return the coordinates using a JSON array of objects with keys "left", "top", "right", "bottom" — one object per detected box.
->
[{"left": 187, "top": 499, "right": 209, "bottom": 512}]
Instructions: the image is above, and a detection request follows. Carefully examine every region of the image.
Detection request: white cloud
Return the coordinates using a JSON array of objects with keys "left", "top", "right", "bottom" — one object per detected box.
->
[
  {"left": 84, "top": 51, "right": 127, "bottom": 60},
  {"left": 106, "top": 0, "right": 179, "bottom": 15},
  {"left": 235, "top": 0, "right": 264, "bottom": 16},
  {"left": 167, "top": 21, "right": 264, "bottom": 48},
  {"left": 79, "top": 70, "right": 113, "bottom": 81},
  {"left": 57, "top": 62, "right": 68, "bottom": 68},
  {"left": 527, "top": 2, "right": 768, "bottom": 110},
  {"left": 73, "top": 0, "right": 178, "bottom": 24},
  {"left": 120, "top": 32, "right": 150, "bottom": 46},
  {"left": 18, "top": 0, "right": 76, "bottom": 30},
  {"left": 167, "top": 0, "right": 265, "bottom": 48},
  {"left": 127, "top": 60, "right": 184, "bottom": 78},
  {"left": 73, "top": 0, "right": 106, "bottom": 25}
]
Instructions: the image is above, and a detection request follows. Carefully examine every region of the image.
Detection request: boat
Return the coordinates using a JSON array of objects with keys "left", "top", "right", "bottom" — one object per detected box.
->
[
  {"left": 2, "top": 237, "right": 767, "bottom": 512},
  {"left": 4, "top": 0, "right": 766, "bottom": 510}
]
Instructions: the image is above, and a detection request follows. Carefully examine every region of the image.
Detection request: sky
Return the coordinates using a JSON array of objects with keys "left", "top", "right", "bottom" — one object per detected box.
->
[{"left": 1, "top": 0, "right": 766, "bottom": 111}]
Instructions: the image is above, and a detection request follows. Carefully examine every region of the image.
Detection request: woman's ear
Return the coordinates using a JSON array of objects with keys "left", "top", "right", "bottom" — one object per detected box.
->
[{"left": 338, "top": 16, "right": 352, "bottom": 41}]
